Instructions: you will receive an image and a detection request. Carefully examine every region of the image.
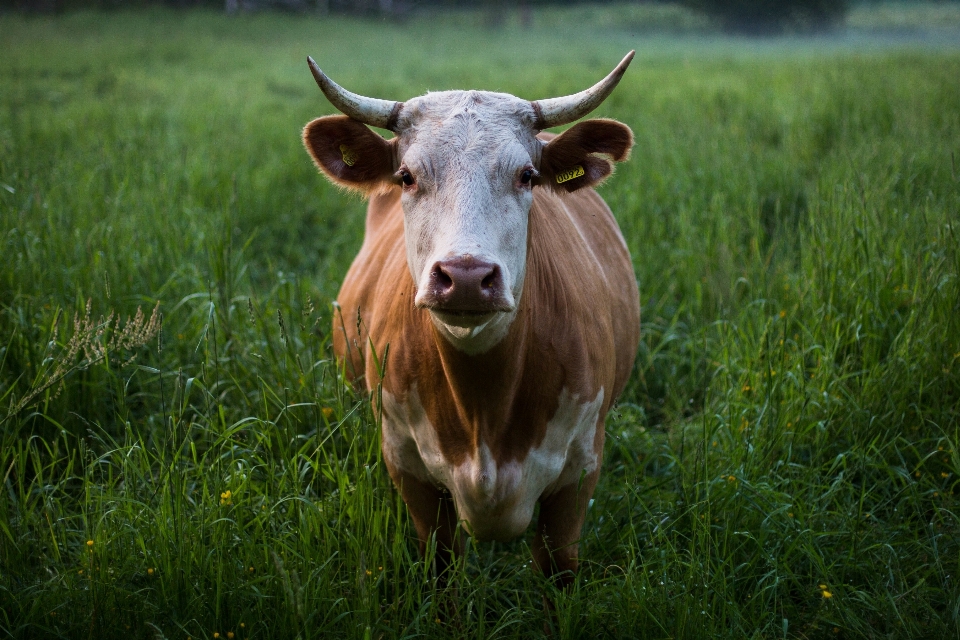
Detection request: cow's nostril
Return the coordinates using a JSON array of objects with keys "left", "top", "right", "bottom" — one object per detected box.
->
[
  {"left": 423, "top": 257, "right": 511, "bottom": 313},
  {"left": 433, "top": 264, "right": 454, "bottom": 290},
  {"left": 481, "top": 267, "right": 500, "bottom": 290}
]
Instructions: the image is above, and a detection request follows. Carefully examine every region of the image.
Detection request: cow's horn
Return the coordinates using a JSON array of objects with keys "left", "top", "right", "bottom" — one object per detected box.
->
[
  {"left": 530, "top": 51, "right": 635, "bottom": 130},
  {"left": 307, "top": 56, "right": 403, "bottom": 131}
]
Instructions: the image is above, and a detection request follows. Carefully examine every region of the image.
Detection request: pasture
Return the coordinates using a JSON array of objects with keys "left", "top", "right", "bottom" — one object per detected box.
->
[{"left": 1, "top": 5, "right": 960, "bottom": 638}]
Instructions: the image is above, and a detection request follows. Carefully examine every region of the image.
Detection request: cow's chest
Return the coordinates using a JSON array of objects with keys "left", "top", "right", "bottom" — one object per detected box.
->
[{"left": 381, "top": 385, "right": 604, "bottom": 541}]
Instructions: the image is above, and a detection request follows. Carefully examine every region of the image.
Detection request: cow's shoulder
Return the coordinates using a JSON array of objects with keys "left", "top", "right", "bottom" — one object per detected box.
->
[
  {"left": 525, "top": 186, "right": 640, "bottom": 399},
  {"left": 332, "top": 186, "right": 411, "bottom": 389}
]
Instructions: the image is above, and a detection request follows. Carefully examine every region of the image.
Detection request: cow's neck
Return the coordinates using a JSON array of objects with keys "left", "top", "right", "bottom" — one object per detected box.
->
[{"left": 429, "top": 307, "right": 529, "bottom": 446}]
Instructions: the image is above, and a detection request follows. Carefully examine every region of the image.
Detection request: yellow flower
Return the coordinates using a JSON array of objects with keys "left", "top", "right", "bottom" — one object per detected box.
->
[
  {"left": 779, "top": 310, "right": 786, "bottom": 319},
  {"left": 147, "top": 567, "right": 154, "bottom": 575},
  {"left": 322, "top": 407, "right": 335, "bottom": 420},
  {"left": 214, "top": 634, "right": 220, "bottom": 639},
  {"left": 228, "top": 633, "right": 235, "bottom": 639},
  {"left": 86, "top": 540, "right": 94, "bottom": 547},
  {"left": 819, "top": 583, "right": 827, "bottom": 589},
  {"left": 365, "top": 569, "right": 372, "bottom": 576},
  {"left": 942, "top": 472, "right": 949, "bottom": 478},
  {"left": 240, "top": 623, "right": 245, "bottom": 628},
  {"left": 822, "top": 590, "right": 833, "bottom": 598}
]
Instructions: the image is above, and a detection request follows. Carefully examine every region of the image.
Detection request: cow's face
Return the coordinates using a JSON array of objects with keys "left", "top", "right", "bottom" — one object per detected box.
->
[
  {"left": 303, "top": 63, "right": 633, "bottom": 352},
  {"left": 390, "top": 92, "right": 540, "bottom": 343}
]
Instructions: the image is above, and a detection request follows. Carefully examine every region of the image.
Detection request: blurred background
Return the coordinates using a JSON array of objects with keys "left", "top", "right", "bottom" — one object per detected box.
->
[{"left": 5, "top": 0, "right": 960, "bottom": 37}]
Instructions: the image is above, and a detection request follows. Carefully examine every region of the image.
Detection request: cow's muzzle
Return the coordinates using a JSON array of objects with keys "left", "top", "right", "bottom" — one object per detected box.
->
[{"left": 416, "top": 256, "right": 515, "bottom": 317}]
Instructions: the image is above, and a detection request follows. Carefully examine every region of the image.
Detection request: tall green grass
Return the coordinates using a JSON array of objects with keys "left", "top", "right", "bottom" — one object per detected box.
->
[{"left": 1, "top": 7, "right": 959, "bottom": 639}]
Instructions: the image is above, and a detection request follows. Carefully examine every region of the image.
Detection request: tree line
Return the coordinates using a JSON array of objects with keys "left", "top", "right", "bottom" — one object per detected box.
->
[{"left": 3, "top": 0, "right": 956, "bottom": 36}]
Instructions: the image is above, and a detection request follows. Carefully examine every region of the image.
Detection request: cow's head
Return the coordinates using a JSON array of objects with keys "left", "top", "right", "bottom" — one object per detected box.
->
[{"left": 304, "top": 53, "right": 634, "bottom": 353}]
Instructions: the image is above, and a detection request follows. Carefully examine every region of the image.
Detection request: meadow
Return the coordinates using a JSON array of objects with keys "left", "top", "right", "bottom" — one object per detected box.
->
[{"left": 1, "top": 4, "right": 960, "bottom": 638}]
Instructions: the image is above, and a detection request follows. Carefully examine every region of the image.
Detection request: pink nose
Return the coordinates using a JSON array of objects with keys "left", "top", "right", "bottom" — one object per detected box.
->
[{"left": 420, "top": 256, "right": 512, "bottom": 313}]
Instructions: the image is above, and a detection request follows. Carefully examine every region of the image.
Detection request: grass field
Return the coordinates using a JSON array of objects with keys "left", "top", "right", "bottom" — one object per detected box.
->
[{"left": 2, "top": 4, "right": 960, "bottom": 639}]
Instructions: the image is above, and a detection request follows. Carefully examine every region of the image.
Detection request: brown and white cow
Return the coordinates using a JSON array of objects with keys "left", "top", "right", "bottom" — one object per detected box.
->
[{"left": 302, "top": 53, "right": 640, "bottom": 588}]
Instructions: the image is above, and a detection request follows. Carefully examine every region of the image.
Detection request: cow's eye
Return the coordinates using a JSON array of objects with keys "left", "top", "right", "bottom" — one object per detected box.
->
[
  {"left": 400, "top": 169, "right": 415, "bottom": 187},
  {"left": 519, "top": 169, "right": 535, "bottom": 185}
]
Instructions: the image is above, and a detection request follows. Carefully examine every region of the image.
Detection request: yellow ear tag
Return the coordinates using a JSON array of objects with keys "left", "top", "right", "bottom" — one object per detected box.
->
[
  {"left": 556, "top": 165, "right": 585, "bottom": 184},
  {"left": 339, "top": 144, "right": 357, "bottom": 167}
]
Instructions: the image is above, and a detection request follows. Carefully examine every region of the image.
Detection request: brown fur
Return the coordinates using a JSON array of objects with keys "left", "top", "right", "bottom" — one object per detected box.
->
[
  {"left": 332, "top": 176, "right": 640, "bottom": 581},
  {"left": 303, "top": 115, "right": 397, "bottom": 193},
  {"left": 537, "top": 119, "right": 634, "bottom": 193}
]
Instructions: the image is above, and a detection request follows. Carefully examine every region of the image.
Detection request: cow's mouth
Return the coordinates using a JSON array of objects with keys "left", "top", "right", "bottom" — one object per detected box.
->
[{"left": 430, "top": 308, "right": 499, "bottom": 328}]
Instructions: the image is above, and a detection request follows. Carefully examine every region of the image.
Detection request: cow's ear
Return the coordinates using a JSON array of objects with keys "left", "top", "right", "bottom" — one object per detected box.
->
[
  {"left": 303, "top": 115, "right": 397, "bottom": 194},
  {"left": 537, "top": 119, "right": 633, "bottom": 193}
]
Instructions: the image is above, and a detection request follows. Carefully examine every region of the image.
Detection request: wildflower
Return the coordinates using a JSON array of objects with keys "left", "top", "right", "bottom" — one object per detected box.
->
[
  {"left": 228, "top": 633, "right": 235, "bottom": 639},
  {"left": 86, "top": 540, "right": 94, "bottom": 547},
  {"left": 741, "top": 385, "right": 751, "bottom": 392},
  {"left": 322, "top": 407, "right": 335, "bottom": 420},
  {"left": 249, "top": 567, "right": 254, "bottom": 572},
  {"left": 365, "top": 569, "right": 372, "bottom": 576},
  {"left": 819, "top": 583, "right": 826, "bottom": 589},
  {"left": 788, "top": 512, "right": 794, "bottom": 518},
  {"left": 727, "top": 475, "right": 736, "bottom": 483},
  {"left": 147, "top": 568, "right": 154, "bottom": 575},
  {"left": 779, "top": 310, "right": 786, "bottom": 319},
  {"left": 822, "top": 590, "right": 832, "bottom": 598},
  {"left": 942, "top": 472, "right": 949, "bottom": 478},
  {"left": 240, "top": 623, "right": 245, "bottom": 628},
  {"left": 214, "top": 634, "right": 220, "bottom": 639}
]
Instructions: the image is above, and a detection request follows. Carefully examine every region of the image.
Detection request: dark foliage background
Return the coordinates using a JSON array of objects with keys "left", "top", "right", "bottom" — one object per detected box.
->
[
  {"left": 4, "top": 0, "right": 957, "bottom": 34},
  {"left": 678, "top": 0, "right": 849, "bottom": 33}
]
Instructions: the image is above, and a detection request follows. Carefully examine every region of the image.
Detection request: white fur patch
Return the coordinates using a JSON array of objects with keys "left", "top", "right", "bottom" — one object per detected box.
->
[
  {"left": 396, "top": 91, "right": 543, "bottom": 354},
  {"left": 381, "top": 385, "right": 604, "bottom": 541}
]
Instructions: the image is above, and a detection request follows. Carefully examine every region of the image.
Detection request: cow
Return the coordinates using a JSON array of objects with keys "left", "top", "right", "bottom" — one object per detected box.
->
[{"left": 302, "top": 53, "right": 641, "bottom": 593}]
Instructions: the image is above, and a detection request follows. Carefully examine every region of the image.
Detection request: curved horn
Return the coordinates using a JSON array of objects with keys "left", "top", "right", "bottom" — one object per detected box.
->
[
  {"left": 530, "top": 51, "right": 635, "bottom": 130},
  {"left": 307, "top": 56, "right": 403, "bottom": 131}
]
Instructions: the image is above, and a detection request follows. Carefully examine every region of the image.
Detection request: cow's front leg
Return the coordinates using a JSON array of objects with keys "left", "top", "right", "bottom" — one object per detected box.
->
[
  {"left": 533, "top": 468, "right": 600, "bottom": 589},
  {"left": 534, "top": 468, "right": 600, "bottom": 633},
  {"left": 389, "top": 468, "right": 464, "bottom": 581}
]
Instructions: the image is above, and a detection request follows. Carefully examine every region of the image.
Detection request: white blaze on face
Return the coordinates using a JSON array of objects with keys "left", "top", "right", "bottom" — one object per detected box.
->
[{"left": 394, "top": 91, "right": 542, "bottom": 352}]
